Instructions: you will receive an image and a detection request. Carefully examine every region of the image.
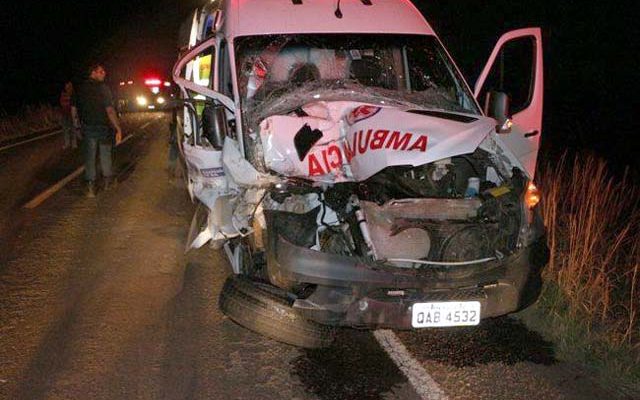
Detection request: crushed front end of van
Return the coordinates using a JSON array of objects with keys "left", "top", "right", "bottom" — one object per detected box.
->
[{"left": 173, "top": 1, "right": 547, "bottom": 347}]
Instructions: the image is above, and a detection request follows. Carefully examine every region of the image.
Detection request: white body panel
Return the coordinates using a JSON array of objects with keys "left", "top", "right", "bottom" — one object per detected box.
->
[
  {"left": 226, "top": 0, "right": 434, "bottom": 39},
  {"left": 260, "top": 102, "right": 495, "bottom": 182}
]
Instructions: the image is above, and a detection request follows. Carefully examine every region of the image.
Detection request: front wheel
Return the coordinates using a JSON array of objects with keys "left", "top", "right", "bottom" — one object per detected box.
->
[{"left": 218, "top": 275, "right": 335, "bottom": 348}]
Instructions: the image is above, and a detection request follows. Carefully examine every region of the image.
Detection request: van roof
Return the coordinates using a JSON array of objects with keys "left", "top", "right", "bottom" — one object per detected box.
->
[{"left": 222, "top": 0, "right": 435, "bottom": 39}]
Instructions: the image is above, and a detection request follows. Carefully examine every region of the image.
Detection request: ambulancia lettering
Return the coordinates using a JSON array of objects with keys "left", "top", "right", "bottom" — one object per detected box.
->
[{"left": 307, "top": 129, "right": 429, "bottom": 176}]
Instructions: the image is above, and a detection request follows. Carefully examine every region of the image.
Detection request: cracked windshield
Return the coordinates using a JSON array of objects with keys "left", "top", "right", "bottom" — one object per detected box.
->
[{"left": 235, "top": 34, "right": 480, "bottom": 121}]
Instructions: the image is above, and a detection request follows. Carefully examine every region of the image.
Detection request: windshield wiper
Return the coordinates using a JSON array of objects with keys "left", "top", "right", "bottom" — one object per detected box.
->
[{"left": 406, "top": 109, "right": 478, "bottom": 123}]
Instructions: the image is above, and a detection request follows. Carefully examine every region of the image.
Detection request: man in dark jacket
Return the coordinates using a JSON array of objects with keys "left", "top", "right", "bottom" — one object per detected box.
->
[{"left": 71, "top": 63, "right": 122, "bottom": 197}]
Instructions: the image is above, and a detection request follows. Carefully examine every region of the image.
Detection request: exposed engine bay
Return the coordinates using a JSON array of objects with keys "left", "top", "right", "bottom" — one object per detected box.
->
[{"left": 263, "top": 148, "right": 527, "bottom": 272}]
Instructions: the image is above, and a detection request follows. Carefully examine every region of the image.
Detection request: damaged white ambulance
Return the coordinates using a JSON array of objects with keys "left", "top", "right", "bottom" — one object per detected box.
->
[{"left": 173, "top": 0, "right": 548, "bottom": 348}]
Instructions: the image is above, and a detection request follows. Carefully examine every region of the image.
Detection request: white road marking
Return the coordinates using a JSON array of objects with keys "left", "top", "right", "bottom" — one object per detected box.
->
[
  {"left": 139, "top": 113, "right": 164, "bottom": 129},
  {"left": 374, "top": 330, "right": 448, "bottom": 400},
  {"left": 23, "top": 131, "right": 136, "bottom": 209},
  {"left": 23, "top": 166, "right": 85, "bottom": 209},
  {"left": 0, "top": 129, "right": 62, "bottom": 153}
]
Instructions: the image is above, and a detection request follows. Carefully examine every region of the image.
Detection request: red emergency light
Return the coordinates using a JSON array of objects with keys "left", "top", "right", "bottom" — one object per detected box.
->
[{"left": 144, "top": 78, "right": 162, "bottom": 86}]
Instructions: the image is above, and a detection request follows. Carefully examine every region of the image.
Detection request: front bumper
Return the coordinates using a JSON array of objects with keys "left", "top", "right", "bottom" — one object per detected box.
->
[{"left": 267, "top": 234, "right": 549, "bottom": 329}]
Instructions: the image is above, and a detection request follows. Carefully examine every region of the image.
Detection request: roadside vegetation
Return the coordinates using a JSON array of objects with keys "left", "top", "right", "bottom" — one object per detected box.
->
[
  {"left": 520, "top": 153, "right": 640, "bottom": 393},
  {"left": 0, "top": 105, "right": 61, "bottom": 140}
]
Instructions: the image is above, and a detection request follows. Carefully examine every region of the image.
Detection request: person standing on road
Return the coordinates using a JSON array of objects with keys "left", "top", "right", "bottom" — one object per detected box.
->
[
  {"left": 71, "top": 63, "right": 123, "bottom": 197},
  {"left": 59, "top": 81, "right": 77, "bottom": 149}
]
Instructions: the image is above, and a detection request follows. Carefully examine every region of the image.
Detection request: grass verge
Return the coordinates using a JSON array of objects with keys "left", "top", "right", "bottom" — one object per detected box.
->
[
  {"left": 0, "top": 105, "right": 61, "bottom": 140},
  {"left": 518, "top": 152, "right": 639, "bottom": 394}
]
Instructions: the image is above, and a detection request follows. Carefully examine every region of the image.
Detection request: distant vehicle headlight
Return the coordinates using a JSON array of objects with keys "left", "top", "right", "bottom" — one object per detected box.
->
[
  {"left": 136, "top": 96, "right": 148, "bottom": 106},
  {"left": 156, "top": 96, "right": 165, "bottom": 104}
]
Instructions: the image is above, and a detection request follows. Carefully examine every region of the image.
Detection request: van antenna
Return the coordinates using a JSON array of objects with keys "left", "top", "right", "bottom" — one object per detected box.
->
[{"left": 335, "top": 0, "right": 343, "bottom": 18}]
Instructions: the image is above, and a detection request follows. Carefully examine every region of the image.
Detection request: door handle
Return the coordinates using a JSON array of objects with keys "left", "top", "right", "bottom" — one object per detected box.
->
[{"left": 524, "top": 130, "right": 539, "bottom": 138}]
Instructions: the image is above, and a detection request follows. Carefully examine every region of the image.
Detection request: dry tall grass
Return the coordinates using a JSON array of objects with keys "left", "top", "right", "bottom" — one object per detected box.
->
[
  {"left": 0, "top": 105, "right": 61, "bottom": 139},
  {"left": 539, "top": 153, "right": 640, "bottom": 349}
]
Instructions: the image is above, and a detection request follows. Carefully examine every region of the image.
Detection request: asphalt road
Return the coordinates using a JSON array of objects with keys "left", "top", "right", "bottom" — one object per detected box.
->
[{"left": 0, "top": 114, "right": 629, "bottom": 400}]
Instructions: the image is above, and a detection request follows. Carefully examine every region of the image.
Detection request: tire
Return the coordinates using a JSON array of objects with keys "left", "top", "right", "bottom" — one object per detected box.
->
[{"left": 219, "top": 276, "right": 335, "bottom": 348}]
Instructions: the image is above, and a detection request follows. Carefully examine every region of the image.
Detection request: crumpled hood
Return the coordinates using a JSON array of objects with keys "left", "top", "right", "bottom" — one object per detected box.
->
[{"left": 259, "top": 101, "right": 496, "bottom": 182}]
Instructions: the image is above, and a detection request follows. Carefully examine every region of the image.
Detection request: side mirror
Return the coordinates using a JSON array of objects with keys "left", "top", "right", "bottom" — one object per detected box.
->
[
  {"left": 202, "top": 104, "right": 228, "bottom": 150},
  {"left": 484, "top": 91, "right": 512, "bottom": 134}
]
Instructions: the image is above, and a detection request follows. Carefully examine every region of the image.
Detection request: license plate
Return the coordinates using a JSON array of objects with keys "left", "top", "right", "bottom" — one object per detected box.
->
[{"left": 411, "top": 301, "right": 481, "bottom": 328}]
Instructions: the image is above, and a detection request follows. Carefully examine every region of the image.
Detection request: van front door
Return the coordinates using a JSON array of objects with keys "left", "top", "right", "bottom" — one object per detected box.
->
[
  {"left": 173, "top": 36, "right": 237, "bottom": 250},
  {"left": 474, "top": 28, "right": 543, "bottom": 178}
]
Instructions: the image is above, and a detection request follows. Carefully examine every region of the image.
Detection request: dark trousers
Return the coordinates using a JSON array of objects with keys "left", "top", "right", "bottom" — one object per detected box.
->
[
  {"left": 82, "top": 126, "right": 113, "bottom": 181},
  {"left": 62, "top": 114, "right": 77, "bottom": 149}
]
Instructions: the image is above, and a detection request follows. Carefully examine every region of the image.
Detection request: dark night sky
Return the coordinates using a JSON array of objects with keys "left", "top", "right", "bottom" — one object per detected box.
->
[
  {"left": 0, "top": 0, "right": 637, "bottom": 170},
  {"left": 0, "top": 0, "right": 200, "bottom": 110},
  {"left": 422, "top": 0, "right": 639, "bottom": 172}
]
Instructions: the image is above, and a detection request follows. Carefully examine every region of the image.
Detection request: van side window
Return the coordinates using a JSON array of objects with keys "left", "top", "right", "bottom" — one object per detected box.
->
[
  {"left": 182, "top": 47, "right": 215, "bottom": 89},
  {"left": 477, "top": 37, "right": 535, "bottom": 115},
  {"left": 219, "top": 40, "right": 234, "bottom": 99},
  {"left": 178, "top": 45, "right": 216, "bottom": 121}
]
